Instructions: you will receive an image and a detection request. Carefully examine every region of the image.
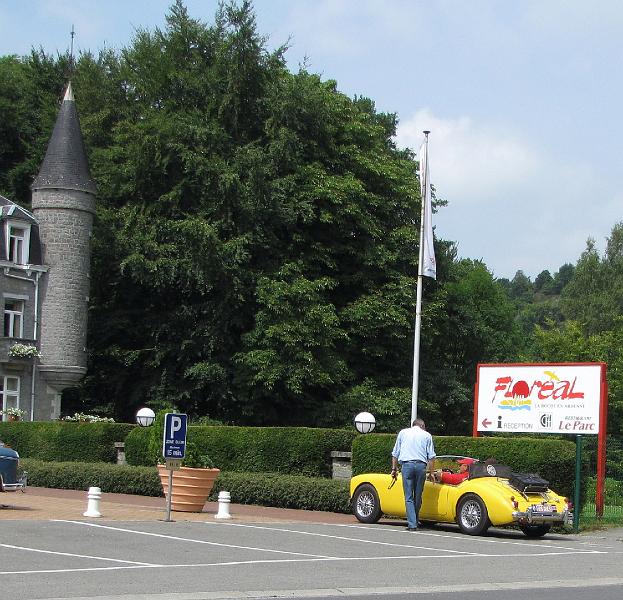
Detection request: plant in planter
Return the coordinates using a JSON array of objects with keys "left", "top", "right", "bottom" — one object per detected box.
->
[
  {"left": 2, "top": 407, "right": 26, "bottom": 421},
  {"left": 157, "top": 440, "right": 221, "bottom": 513},
  {"left": 7, "top": 343, "right": 41, "bottom": 359}
]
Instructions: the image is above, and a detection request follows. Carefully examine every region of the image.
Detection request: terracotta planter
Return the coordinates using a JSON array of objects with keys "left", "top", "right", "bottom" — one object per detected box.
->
[
  {"left": 7, "top": 414, "right": 20, "bottom": 422},
  {"left": 157, "top": 465, "right": 220, "bottom": 512}
]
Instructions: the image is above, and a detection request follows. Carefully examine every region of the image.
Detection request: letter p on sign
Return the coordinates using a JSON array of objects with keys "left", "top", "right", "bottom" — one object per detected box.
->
[{"left": 170, "top": 416, "right": 182, "bottom": 438}]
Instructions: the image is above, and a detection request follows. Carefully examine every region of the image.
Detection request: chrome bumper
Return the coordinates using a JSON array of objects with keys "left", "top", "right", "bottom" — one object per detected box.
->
[
  {"left": 512, "top": 507, "right": 572, "bottom": 525},
  {"left": 1, "top": 471, "right": 27, "bottom": 492}
]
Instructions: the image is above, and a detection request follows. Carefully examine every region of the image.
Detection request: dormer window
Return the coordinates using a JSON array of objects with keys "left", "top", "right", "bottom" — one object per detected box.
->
[{"left": 5, "top": 221, "right": 30, "bottom": 264}]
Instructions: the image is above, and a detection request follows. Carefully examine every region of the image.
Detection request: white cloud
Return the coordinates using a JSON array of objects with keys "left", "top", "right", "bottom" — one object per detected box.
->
[
  {"left": 394, "top": 109, "right": 618, "bottom": 279},
  {"left": 396, "top": 109, "right": 540, "bottom": 202}
]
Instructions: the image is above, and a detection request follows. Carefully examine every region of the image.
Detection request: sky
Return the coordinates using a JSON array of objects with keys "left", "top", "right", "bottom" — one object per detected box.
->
[{"left": 1, "top": 0, "right": 622, "bottom": 279}]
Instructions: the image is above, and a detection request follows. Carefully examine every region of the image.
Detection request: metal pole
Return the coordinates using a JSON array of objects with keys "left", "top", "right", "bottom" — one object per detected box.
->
[
  {"left": 573, "top": 434, "right": 582, "bottom": 533},
  {"left": 165, "top": 469, "right": 174, "bottom": 522},
  {"left": 411, "top": 131, "right": 430, "bottom": 424}
]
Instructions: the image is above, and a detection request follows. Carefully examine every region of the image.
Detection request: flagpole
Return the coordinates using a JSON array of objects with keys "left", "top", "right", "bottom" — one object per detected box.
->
[{"left": 411, "top": 130, "right": 430, "bottom": 424}]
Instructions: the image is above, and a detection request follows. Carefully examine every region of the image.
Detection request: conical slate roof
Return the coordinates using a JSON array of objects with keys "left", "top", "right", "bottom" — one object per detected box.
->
[{"left": 31, "top": 83, "right": 97, "bottom": 194}]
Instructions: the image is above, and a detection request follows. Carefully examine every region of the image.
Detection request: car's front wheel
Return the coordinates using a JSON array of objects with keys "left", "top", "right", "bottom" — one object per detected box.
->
[
  {"left": 520, "top": 524, "right": 551, "bottom": 538},
  {"left": 457, "top": 493, "right": 490, "bottom": 535},
  {"left": 352, "top": 483, "right": 382, "bottom": 523}
]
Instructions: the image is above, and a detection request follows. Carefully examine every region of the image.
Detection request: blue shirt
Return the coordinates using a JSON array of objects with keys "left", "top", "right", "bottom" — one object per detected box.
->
[{"left": 391, "top": 426, "right": 436, "bottom": 464}]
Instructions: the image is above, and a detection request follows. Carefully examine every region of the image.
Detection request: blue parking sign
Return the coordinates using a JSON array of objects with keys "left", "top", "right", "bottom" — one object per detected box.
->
[{"left": 162, "top": 413, "right": 187, "bottom": 459}]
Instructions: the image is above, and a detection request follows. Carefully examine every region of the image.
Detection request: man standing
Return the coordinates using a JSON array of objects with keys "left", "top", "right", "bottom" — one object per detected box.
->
[{"left": 391, "top": 418, "right": 436, "bottom": 531}]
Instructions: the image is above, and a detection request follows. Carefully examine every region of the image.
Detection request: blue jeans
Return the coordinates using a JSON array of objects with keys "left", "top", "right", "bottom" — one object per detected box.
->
[{"left": 401, "top": 461, "right": 426, "bottom": 529}]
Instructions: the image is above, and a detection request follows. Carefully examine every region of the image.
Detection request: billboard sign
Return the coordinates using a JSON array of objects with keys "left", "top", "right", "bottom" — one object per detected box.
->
[{"left": 475, "top": 363, "right": 605, "bottom": 435}]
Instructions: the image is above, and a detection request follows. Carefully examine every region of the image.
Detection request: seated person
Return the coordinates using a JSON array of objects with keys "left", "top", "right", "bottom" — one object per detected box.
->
[{"left": 435, "top": 457, "right": 474, "bottom": 484}]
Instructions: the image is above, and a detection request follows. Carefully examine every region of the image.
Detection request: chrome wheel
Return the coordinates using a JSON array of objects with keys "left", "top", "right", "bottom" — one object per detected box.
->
[
  {"left": 457, "top": 494, "right": 490, "bottom": 535},
  {"left": 352, "top": 483, "right": 381, "bottom": 523},
  {"left": 356, "top": 490, "right": 375, "bottom": 518},
  {"left": 460, "top": 499, "right": 481, "bottom": 528}
]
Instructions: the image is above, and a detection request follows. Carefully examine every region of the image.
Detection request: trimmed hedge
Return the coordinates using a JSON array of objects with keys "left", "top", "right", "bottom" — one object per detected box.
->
[
  {"left": 211, "top": 472, "right": 350, "bottom": 513},
  {"left": 125, "top": 425, "right": 356, "bottom": 477},
  {"left": 352, "top": 434, "right": 578, "bottom": 499},
  {"left": 0, "top": 422, "right": 135, "bottom": 463},
  {"left": 20, "top": 459, "right": 161, "bottom": 496},
  {"left": 19, "top": 460, "right": 350, "bottom": 513}
]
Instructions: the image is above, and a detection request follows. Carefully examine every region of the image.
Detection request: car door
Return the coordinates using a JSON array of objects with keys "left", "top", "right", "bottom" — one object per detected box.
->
[{"left": 420, "top": 479, "right": 450, "bottom": 519}]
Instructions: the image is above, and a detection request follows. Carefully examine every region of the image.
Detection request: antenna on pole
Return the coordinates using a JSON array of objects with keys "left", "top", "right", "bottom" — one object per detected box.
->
[{"left": 69, "top": 25, "right": 76, "bottom": 76}]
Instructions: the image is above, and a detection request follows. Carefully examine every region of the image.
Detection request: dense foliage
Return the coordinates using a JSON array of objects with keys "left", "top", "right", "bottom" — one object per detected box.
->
[
  {"left": 4, "top": 1, "right": 623, "bottom": 435},
  {"left": 125, "top": 419, "right": 356, "bottom": 477},
  {"left": 19, "top": 459, "right": 351, "bottom": 512},
  {"left": 0, "top": 422, "right": 134, "bottom": 462},
  {"left": 0, "top": 1, "right": 521, "bottom": 433}
]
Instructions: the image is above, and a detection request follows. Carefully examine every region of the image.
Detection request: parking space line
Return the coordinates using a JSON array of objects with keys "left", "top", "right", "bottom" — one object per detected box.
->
[
  {"left": 0, "top": 549, "right": 607, "bottom": 577},
  {"left": 206, "top": 522, "right": 483, "bottom": 555},
  {"left": 330, "top": 523, "right": 597, "bottom": 553},
  {"left": 55, "top": 520, "right": 336, "bottom": 559},
  {"left": 0, "top": 543, "right": 158, "bottom": 565}
]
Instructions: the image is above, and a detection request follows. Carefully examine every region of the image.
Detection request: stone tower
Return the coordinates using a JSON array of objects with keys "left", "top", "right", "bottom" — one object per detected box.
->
[{"left": 30, "top": 82, "right": 96, "bottom": 419}]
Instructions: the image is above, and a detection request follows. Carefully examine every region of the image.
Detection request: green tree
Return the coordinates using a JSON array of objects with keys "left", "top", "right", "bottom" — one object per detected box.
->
[{"left": 1, "top": 1, "right": 521, "bottom": 431}]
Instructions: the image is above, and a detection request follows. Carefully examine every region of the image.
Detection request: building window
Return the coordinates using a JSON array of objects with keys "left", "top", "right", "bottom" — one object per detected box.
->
[
  {"left": 6, "top": 222, "right": 30, "bottom": 264},
  {"left": 3, "top": 298, "right": 24, "bottom": 338},
  {"left": 1, "top": 376, "right": 20, "bottom": 421}
]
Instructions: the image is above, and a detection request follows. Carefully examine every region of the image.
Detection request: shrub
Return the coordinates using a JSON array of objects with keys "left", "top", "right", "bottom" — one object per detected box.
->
[
  {"left": 210, "top": 472, "right": 350, "bottom": 513},
  {"left": 20, "top": 459, "right": 161, "bottom": 496},
  {"left": 19, "top": 460, "right": 350, "bottom": 513},
  {"left": 0, "top": 422, "right": 135, "bottom": 463},
  {"left": 125, "top": 424, "right": 355, "bottom": 477}
]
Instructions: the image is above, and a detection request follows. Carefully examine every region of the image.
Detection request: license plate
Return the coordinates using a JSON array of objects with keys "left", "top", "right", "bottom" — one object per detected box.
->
[{"left": 531, "top": 504, "right": 556, "bottom": 513}]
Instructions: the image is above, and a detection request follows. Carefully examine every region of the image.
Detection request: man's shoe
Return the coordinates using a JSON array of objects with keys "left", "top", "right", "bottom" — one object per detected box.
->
[{"left": 405, "top": 527, "right": 418, "bottom": 531}]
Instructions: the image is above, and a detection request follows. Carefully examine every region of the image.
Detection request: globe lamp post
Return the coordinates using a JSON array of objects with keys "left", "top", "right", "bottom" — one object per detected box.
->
[
  {"left": 135, "top": 407, "right": 156, "bottom": 427},
  {"left": 354, "top": 412, "right": 376, "bottom": 434}
]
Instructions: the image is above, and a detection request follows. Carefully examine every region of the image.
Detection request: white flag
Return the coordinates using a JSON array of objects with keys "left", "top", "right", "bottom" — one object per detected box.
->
[{"left": 419, "top": 140, "right": 436, "bottom": 279}]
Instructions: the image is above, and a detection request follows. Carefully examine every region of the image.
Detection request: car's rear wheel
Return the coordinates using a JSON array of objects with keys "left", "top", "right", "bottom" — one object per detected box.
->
[
  {"left": 352, "top": 483, "right": 382, "bottom": 523},
  {"left": 520, "top": 524, "right": 551, "bottom": 538},
  {"left": 457, "top": 493, "right": 490, "bottom": 535}
]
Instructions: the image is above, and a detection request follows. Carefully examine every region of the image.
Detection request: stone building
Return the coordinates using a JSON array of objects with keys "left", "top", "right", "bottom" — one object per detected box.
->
[{"left": 0, "top": 83, "right": 95, "bottom": 421}]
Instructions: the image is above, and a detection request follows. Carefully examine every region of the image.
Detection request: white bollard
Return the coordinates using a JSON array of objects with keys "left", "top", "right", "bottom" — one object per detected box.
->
[
  {"left": 214, "top": 490, "right": 232, "bottom": 519},
  {"left": 83, "top": 486, "right": 102, "bottom": 518}
]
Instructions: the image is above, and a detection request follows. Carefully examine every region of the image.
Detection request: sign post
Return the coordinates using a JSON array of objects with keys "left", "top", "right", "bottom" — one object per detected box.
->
[
  {"left": 573, "top": 435, "right": 583, "bottom": 532},
  {"left": 162, "top": 413, "right": 188, "bottom": 522},
  {"left": 473, "top": 363, "right": 607, "bottom": 520}
]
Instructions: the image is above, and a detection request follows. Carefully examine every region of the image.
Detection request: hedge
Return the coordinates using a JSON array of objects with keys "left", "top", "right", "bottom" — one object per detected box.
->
[
  {"left": 0, "top": 422, "right": 135, "bottom": 463},
  {"left": 19, "top": 460, "right": 350, "bottom": 513},
  {"left": 125, "top": 424, "right": 356, "bottom": 477},
  {"left": 212, "top": 472, "right": 350, "bottom": 513},
  {"left": 352, "top": 434, "right": 579, "bottom": 499},
  {"left": 20, "top": 459, "right": 161, "bottom": 496}
]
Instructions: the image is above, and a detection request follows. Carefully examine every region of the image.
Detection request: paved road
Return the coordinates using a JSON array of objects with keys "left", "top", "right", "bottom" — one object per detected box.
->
[{"left": 1, "top": 516, "right": 623, "bottom": 600}]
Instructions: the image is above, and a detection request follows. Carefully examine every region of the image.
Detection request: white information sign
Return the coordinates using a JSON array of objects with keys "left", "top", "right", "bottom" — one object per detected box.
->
[{"left": 476, "top": 363, "right": 604, "bottom": 435}]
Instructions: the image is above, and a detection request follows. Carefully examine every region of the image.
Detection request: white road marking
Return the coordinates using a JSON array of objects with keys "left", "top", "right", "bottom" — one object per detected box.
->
[
  {"left": 328, "top": 522, "right": 596, "bottom": 552},
  {"left": 54, "top": 520, "right": 334, "bottom": 559},
  {"left": 206, "top": 522, "right": 482, "bottom": 555},
  {"left": 0, "top": 543, "right": 157, "bottom": 565},
  {"left": 0, "top": 549, "right": 608, "bottom": 577}
]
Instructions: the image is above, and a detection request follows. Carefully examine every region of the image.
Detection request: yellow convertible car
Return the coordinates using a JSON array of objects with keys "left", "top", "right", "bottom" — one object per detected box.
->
[{"left": 350, "top": 456, "right": 572, "bottom": 537}]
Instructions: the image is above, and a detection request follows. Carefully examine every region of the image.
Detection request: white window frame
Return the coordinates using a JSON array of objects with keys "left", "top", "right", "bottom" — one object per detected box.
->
[
  {"left": 0, "top": 376, "right": 20, "bottom": 421},
  {"left": 5, "top": 220, "right": 31, "bottom": 265},
  {"left": 3, "top": 297, "right": 25, "bottom": 338}
]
